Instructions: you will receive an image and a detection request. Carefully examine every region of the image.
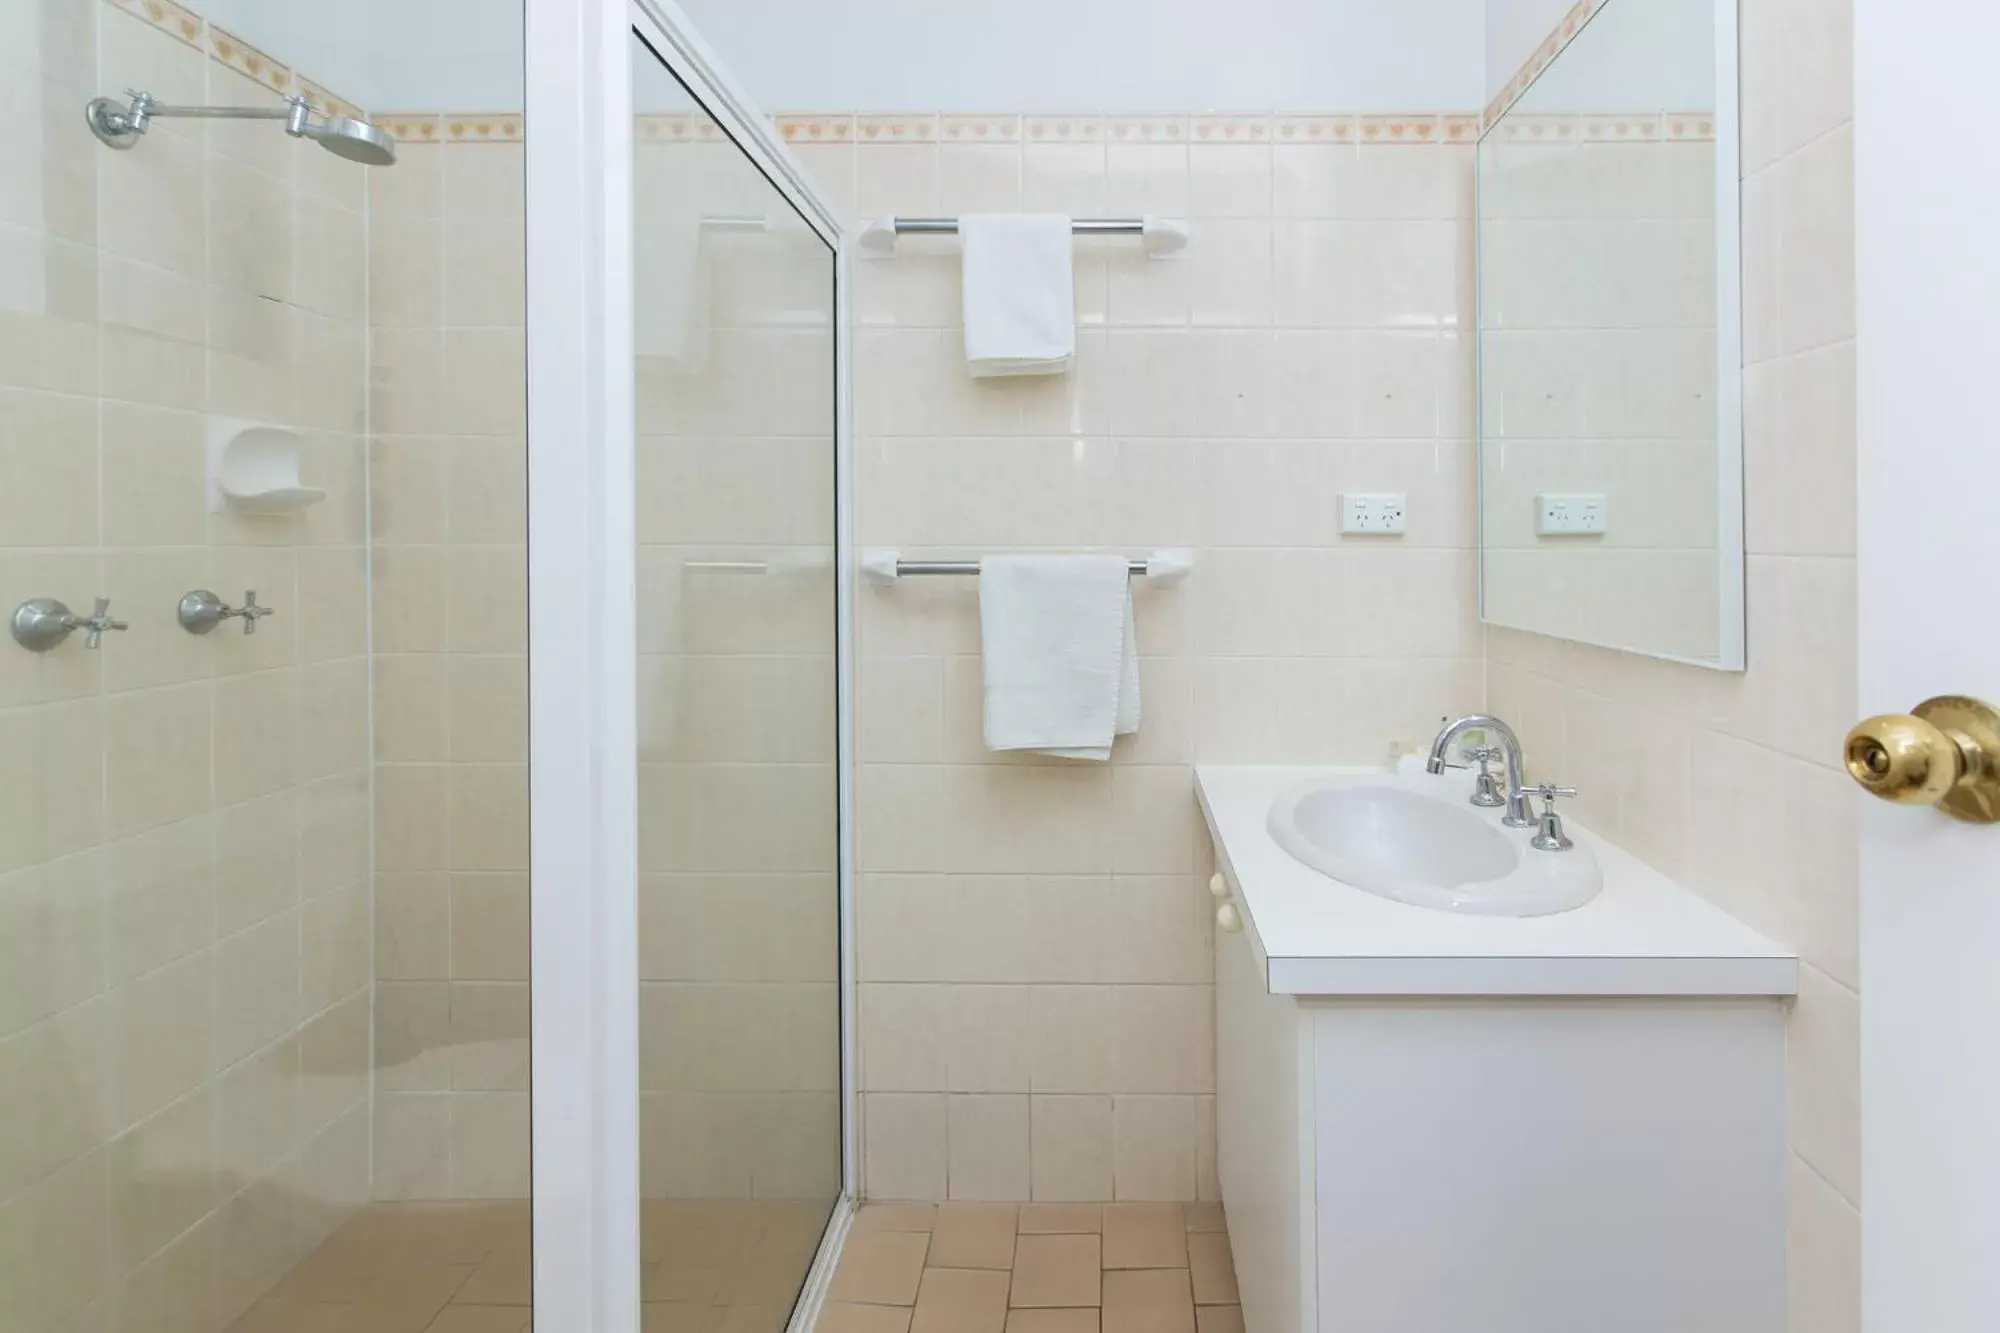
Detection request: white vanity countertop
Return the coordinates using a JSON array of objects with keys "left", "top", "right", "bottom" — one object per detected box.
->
[{"left": 1197, "top": 764, "right": 1798, "bottom": 998}]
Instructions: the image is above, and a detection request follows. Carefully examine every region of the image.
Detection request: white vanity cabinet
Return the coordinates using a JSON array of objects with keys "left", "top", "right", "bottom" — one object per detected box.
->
[{"left": 1201, "top": 767, "right": 1796, "bottom": 1333}]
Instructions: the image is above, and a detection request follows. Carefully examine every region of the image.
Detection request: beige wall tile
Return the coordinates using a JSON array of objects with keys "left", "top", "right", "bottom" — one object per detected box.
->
[
  {"left": 946, "top": 1095, "right": 1031, "bottom": 1201},
  {"left": 864, "top": 1093, "right": 948, "bottom": 1201},
  {"left": 1029, "top": 1095, "right": 1114, "bottom": 1203}
]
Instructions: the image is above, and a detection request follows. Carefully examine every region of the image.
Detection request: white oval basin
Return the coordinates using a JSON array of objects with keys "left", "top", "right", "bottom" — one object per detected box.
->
[{"left": 1267, "top": 778, "right": 1602, "bottom": 916}]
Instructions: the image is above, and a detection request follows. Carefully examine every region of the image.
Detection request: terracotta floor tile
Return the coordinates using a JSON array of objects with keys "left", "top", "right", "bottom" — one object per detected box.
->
[
  {"left": 928, "top": 1204, "right": 1019, "bottom": 1269},
  {"left": 1194, "top": 1307, "right": 1244, "bottom": 1333},
  {"left": 639, "top": 1303, "right": 714, "bottom": 1333},
  {"left": 1009, "top": 1234, "right": 1102, "bottom": 1308},
  {"left": 853, "top": 1203, "right": 938, "bottom": 1234},
  {"left": 910, "top": 1268, "right": 1012, "bottom": 1333},
  {"left": 815, "top": 1304, "right": 915, "bottom": 1333},
  {"left": 1101, "top": 1270, "right": 1195, "bottom": 1333},
  {"left": 829, "top": 1232, "right": 931, "bottom": 1306},
  {"left": 425, "top": 1308, "right": 532, "bottom": 1333},
  {"left": 1017, "top": 1204, "right": 1102, "bottom": 1235},
  {"left": 1101, "top": 1205, "right": 1188, "bottom": 1270},
  {"left": 1004, "top": 1309, "right": 1100, "bottom": 1333},
  {"left": 710, "top": 1305, "right": 789, "bottom": 1333},
  {"left": 1181, "top": 1204, "right": 1226, "bottom": 1234},
  {"left": 643, "top": 1263, "right": 725, "bottom": 1304},
  {"left": 1187, "top": 1234, "right": 1239, "bottom": 1305},
  {"left": 454, "top": 1255, "right": 530, "bottom": 1306}
]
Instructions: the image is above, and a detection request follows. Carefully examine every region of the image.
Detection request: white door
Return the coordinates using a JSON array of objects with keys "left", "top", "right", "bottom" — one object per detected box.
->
[{"left": 1855, "top": 3, "right": 2000, "bottom": 1328}]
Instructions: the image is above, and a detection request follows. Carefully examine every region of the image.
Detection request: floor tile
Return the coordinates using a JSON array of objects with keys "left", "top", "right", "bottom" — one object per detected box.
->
[
  {"left": 640, "top": 1303, "right": 715, "bottom": 1333},
  {"left": 426, "top": 1308, "right": 532, "bottom": 1333},
  {"left": 1009, "top": 1234, "right": 1102, "bottom": 1308},
  {"left": 455, "top": 1255, "right": 531, "bottom": 1305},
  {"left": 928, "top": 1203, "right": 1019, "bottom": 1269},
  {"left": 1187, "top": 1233, "right": 1238, "bottom": 1305},
  {"left": 1101, "top": 1269, "right": 1195, "bottom": 1333},
  {"left": 1017, "top": 1204, "right": 1102, "bottom": 1235},
  {"left": 711, "top": 1305, "right": 789, "bottom": 1333},
  {"left": 1005, "top": 1310, "right": 1100, "bottom": 1333},
  {"left": 1194, "top": 1307, "right": 1243, "bottom": 1333},
  {"left": 911, "top": 1268, "right": 1012, "bottom": 1333},
  {"left": 1101, "top": 1204, "right": 1188, "bottom": 1269},
  {"left": 1182, "top": 1203, "right": 1226, "bottom": 1234},
  {"left": 816, "top": 1304, "right": 915, "bottom": 1333},
  {"left": 830, "top": 1232, "right": 932, "bottom": 1306},
  {"left": 853, "top": 1203, "right": 938, "bottom": 1233},
  {"left": 644, "top": 1263, "right": 725, "bottom": 1304}
]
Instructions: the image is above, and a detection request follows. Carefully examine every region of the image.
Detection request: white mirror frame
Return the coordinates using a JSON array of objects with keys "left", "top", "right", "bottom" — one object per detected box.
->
[{"left": 1474, "top": 0, "right": 1746, "bottom": 671}]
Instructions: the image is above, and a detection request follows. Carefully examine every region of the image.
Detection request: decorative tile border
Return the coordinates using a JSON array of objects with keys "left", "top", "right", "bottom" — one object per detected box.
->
[
  {"left": 375, "top": 113, "right": 443, "bottom": 144},
  {"left": 1024, "top": 116, "right": 1103, "bottom": 143},
  {"left": 1191, "top": 115, "right": 1271, "bottom": 144},
  {"left": 208, "top": 24, "right": 291, "bottom": 95},
  {"left": 1490, "top": 111, "right": 1715, "bottom": 144},
  {"left": 101, "top": 0, "right": 368, "bottom": 128},
  {"left": 777, "top": 114, "right": 855, "bottom": 144},
  {"left": 105, "top": 0, "right": 202, "bottom": 48},
  {"left": 1484, "top": 0, "right": 1612, "bottom": 131},
  {"left": 858, "top": 114, "right": 939, "bottom": 144},
  {"left": 635, "top": 113, "right": 724, "bottom": 143},
  {"left": 1105, "top": 116, "right": 1189, "bottom": 143},
  {"left": 941, "top": 114, "right": 1021, "bottom": 142},
  {"left": 442, "top": 113, "right": 525, "bottom": 144}
]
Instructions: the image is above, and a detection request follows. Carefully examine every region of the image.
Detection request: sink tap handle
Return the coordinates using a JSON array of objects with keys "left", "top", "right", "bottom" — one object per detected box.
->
[
  {"left": 1528, "top": 784, "right": 1577, "bottom": 852},
  {"left": 1466, "top": 746, "right": 1507, "bottom": 808}
]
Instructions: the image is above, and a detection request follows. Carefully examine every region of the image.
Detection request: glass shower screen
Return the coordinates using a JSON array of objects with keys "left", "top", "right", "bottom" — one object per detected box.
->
[{"left": 629, "top": 32, "right": 843, "bottom": 1329}]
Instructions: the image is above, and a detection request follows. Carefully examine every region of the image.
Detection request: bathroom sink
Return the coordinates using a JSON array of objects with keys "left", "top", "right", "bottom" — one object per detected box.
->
[{"left": 1266, "top": 776, "right": 1602, "bottom": 916}]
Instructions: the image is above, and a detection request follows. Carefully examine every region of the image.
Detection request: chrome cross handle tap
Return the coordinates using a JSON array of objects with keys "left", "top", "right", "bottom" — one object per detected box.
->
[
  {"left": 10, "top": 596, "right": 127, "bottom": 651},
  {"left": 1528, "top": 783, "right": 1580, "bottom": 852},
  {"left": 1466, "top": 746, "right": 1508, "bottom": 808},
  {"left": 1427, "top": 715, "right": 1537, "bottom": 828},
  {"left": 178, "top": 589, "right": 277, "bottom": 636}
]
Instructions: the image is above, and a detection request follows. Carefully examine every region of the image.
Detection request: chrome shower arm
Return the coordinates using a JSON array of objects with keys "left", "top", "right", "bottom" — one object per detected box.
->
[{"left": 88, "top": 91, "right": 315, "bottom": 145}]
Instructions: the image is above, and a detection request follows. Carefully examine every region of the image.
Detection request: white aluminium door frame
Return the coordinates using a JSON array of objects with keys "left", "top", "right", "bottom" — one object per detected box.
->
[{"left": 526, "top": 1, "right": 854, "bottom": 1329}]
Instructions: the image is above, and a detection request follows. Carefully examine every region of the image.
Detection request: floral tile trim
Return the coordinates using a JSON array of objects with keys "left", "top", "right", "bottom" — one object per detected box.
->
[
  {"left": 105, "top": 0, "right": 201, "bottom": 48},
  {"left": 443, "top": 114, "right": 525, "bottom": 144},
  {"left": 208, "top": 24, "right": 292, "bottom": 95}
]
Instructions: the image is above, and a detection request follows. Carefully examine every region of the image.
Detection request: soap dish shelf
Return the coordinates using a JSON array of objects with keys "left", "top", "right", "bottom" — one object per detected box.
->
[{"left": 207, "top": 419, "right": 326, "bottom": 514}]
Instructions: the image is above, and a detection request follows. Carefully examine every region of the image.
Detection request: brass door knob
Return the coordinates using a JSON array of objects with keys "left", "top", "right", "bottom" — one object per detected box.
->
[{"left": 1845, "top": 695, "right": 2000, "bottom": 823}]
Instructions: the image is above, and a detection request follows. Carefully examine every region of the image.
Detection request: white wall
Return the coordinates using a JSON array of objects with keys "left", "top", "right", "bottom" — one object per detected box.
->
[
  {"left": 1488, "top": 0, "right": 1575, "bottom": 97},
  {"left": 198, "top": 0, "right": 523, "bottom": 111},
  {"left": 1488, "top": 0, "right": 1718, "bottom": 109},
  {"left": 672, "top": 0, "right": 1488, "bottom": 112}
]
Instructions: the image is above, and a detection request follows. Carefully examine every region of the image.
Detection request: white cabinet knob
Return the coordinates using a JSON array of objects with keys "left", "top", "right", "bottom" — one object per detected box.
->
[
  {"left": 1216, "top": 902, "right": 1243, "bottom": 934},
  {"left": 1208, "top": 872, "right": 1230, "bottom": 900}
]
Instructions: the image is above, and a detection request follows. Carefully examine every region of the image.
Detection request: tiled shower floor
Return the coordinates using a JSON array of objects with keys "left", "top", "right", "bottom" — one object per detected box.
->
[
  {"left": 226, "top": 1198, "right": 832, "bottom": 1333},
  {"left": 817, "top": 1202, "right": 1241, "bottom": 1333}
]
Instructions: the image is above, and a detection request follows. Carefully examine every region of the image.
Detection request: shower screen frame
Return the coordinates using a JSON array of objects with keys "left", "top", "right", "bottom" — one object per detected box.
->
[{"left": 524, "top": 1, "right": 855, "bottom": 1329}]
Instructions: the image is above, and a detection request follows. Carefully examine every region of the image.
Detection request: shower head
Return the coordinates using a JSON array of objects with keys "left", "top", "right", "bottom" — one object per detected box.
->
[
  {"left": 300, "top": 115, "right": 398, "bottom": 166},
  {"left": 86, "top": 91, "right": 398, "bottom": 166}
]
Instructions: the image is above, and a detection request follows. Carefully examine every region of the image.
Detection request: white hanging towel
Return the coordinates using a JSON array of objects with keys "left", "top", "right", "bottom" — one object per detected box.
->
[
  {"left": 959, "top": 214, "right": 1076, "bottom": 378},
  {"left": 632, "top": 179, "right": 710, "bottom": 371},
  {"left": 980, "top": 554, "right": 1141, "bottom": 760}
]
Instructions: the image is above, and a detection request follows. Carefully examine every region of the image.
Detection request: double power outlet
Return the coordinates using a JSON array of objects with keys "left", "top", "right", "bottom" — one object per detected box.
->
[{"left": 1339, "top": 493, "right": 1407, "bottom": 534}]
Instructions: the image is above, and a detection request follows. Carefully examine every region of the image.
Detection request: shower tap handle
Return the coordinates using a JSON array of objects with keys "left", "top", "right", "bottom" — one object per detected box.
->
[
  {"left": 238, "top": 590, "right": 275, "bottom": 635},
  {"left": 81, "top": 598, "right": 127, "bottom": 649}
]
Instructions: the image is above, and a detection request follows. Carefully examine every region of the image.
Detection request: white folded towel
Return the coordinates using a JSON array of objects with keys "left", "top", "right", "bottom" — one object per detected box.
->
[
  {"left": 980, "top": 554, "right": 1141, "bottom": 760},
  {"left": 633, "top": 174, "right": 710, "bottom": 371},
  {"left": 959, "top": 214, "right": 1076, "bottom": 378}
]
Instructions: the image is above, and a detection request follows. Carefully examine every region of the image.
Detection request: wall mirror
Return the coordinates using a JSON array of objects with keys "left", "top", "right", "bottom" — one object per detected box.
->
[{"left": 1477, "top": 0, "right": 1744, "bottom": 669}]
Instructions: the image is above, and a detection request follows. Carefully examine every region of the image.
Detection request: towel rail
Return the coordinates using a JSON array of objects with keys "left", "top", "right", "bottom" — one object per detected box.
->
[
  {"left": 858, "top": 215, "right": 1190, "bottom": 258},
  {"left": 861, "top": 548, "right": 1195, "bottom": 586}
]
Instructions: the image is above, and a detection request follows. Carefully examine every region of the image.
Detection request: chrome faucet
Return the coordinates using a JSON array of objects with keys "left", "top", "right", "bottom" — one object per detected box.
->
[{"left": 1427, "top": 715, "right": 1537, "bottom": 828}]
